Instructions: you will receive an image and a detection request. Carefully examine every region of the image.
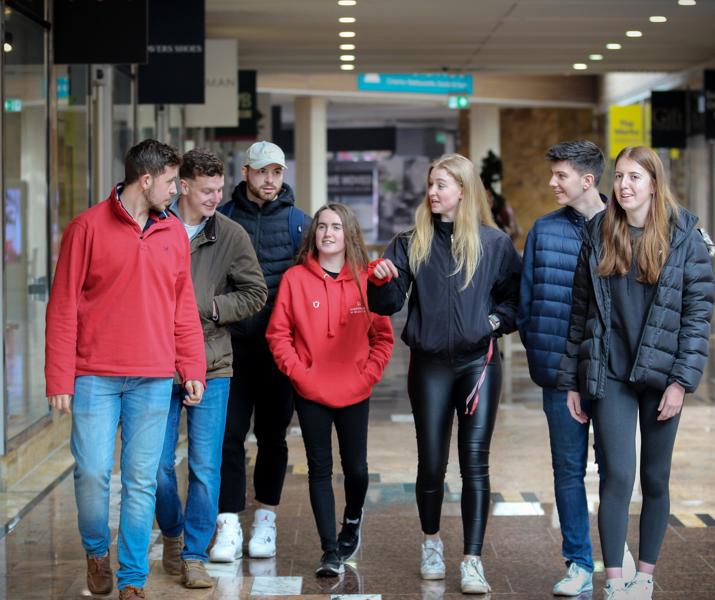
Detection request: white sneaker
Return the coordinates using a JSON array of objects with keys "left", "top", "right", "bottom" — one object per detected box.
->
[
  {"left": 553, "top": 562, "right": 593, "bottom": 596},
  {"left": 460, "top": 557, "right": 491, "bottom": 594},
  {"left": 420, "top": 539, "right": 445, "bottom": 580},
  {"left": 603, "top": 580, "right": 629, "bottom": 600},
  {"left": 622, "top": 543, "right": 636, "bottom": 583},
  {"left": 625, "top": 574, "right": 653, "bottom": 599},
  {"left": 249, "top": 508, "right": 277, "bottom": 558},
  {"left": 209, "top": 513, "right": 242, "bottom": 562}
]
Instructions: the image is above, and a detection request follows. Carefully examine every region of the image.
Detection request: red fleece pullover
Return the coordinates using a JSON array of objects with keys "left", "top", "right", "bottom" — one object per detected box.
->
[
  {"left": 45, "top": 187, "right": 206, "bottom": 396},
  {"left": 266, "top": 256, "right": 394, "bottom": 408}
]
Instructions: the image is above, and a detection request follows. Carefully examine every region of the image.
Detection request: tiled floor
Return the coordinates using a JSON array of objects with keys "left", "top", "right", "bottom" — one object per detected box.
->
[{"left": 1, "top": 323, "right": 714, "bottom": 599}]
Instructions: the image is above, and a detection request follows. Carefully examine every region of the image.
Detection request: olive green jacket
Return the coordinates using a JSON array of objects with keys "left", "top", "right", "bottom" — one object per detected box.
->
[{"left": 174, "top": 209, "right": 267, "bottom": 379}]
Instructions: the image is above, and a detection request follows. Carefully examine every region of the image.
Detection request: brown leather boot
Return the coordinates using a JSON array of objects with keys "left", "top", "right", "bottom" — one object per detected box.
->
[
  {"left": 181, "top": 559, "right": 214, "bottom": 589},
  {"left": 86, "top": 551, "right": 113, "bottom": 594},
  {"left": 161, "top": 534, "right": 183, "bottom": 575},
  {"left": 118, "top": 585, "right": 146, "bottom": 599}
]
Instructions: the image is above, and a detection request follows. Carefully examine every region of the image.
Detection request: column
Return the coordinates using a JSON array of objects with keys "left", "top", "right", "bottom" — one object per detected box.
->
[
  {"left": 294, "top": 96, "right": 327, "bottom": 215},
  {"left": 469, "top": 104, "right": 501, "bottom": 170}
]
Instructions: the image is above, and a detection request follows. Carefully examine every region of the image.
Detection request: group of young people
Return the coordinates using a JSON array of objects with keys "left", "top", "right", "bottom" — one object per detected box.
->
[{"left": 45, "top": 136, "right": 713, "bottom": 600}]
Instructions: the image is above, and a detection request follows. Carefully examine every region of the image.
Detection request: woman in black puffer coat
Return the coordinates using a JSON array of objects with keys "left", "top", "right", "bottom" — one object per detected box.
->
[{"left": 557, "top": 146, "right": 714, "bottom": 600}]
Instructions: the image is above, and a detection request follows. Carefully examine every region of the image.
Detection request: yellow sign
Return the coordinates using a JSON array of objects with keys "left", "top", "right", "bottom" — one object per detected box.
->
[{"left": 608, "top": 104, "right": 645, "bottom": 159}]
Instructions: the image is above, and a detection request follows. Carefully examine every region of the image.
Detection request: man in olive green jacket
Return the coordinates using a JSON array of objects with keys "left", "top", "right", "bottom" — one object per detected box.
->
[{"left": 155, "top": 149, "right": 267, "bottom": 589}]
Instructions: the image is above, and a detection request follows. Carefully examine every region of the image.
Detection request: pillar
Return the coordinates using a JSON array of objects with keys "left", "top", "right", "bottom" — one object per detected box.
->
[
  {"left": 469, "top": 104, "right": 501, "bottom": 174},
  {"left": 294, "top": 96, "right": 327, "bottom": 215}
]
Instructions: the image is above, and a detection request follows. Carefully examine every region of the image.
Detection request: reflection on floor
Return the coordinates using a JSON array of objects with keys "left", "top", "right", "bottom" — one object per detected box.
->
[{"left": 1, "top": 330, "right": 714, "bottom": 599}]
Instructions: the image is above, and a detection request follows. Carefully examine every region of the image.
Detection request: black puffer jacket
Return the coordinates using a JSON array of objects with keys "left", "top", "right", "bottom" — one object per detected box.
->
[
  {"left": 557, "top": 208, "right": 714, "bottom": 398},
  {"left": 221, "top": 181, "right": 311, "bottom": 339},
  {"left": 367, "top": 220, "right": 521, "bottom": 362}
]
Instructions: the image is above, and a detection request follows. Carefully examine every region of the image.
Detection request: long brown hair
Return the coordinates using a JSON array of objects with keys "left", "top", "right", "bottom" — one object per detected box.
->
[
  {"left": 597, "top": 146, "right": 679, "bottom": 284},
  {"left": 409, "top": 153, "right": 496, "bottom": 290},
  {"left": 296, "top": 202, "right": 370, "bottom": 317}
]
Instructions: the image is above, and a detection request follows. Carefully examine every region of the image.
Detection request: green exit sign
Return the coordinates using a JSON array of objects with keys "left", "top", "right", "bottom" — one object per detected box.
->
[
  {"left": 448, "top": 95, "right": 469, "bottom": 110},
  {"left": 4, "top": 98, "right": 22, "bottom": 112}
]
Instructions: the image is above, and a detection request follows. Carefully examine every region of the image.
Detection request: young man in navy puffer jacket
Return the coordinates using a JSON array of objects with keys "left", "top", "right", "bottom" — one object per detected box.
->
[{"left": 518, "top": 140, "right": 635, "bottom": 597}]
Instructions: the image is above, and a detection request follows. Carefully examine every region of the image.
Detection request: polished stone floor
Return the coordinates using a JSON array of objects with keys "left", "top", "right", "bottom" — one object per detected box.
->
[{"left": 1, "top": 325, "right": 714, "bottom": 599}]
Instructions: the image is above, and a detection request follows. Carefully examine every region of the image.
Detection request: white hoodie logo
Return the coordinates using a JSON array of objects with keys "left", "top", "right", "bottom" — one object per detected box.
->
[{"left": 313, "top": 301, "right": 320, "bottom": 309}]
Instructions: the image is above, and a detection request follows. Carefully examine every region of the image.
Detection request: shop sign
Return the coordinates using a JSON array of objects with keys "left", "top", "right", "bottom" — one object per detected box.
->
[
  {"left": 214, "top": 70, "right": 258, "bottom": 138},
  {"left": 608, "top": 104, "right": 644, "bottom": 159},
  {"left": 54, "top": 0, "right": 148, "bottom": 64},
  {"left": 185, "top": 40, "right": 239, "bottom": 126},
  {"left": 651, "top": 91, "right": 687, "bottom": 149},
  {"left": 138, "top": 0, "right": 205, "bottom": 104},
  {"left": 358, "top": 73, "right": 473, "bottom": 95}
]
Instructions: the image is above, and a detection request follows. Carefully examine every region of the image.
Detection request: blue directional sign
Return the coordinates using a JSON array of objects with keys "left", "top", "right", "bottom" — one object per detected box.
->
[{"left": 358, "top": 73, "right": 473, "bottom": 95}]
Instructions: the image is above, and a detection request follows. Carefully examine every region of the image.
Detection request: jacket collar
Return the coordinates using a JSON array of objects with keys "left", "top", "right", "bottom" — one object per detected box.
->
[
  {"left": 585, "top": 206, "right": 699, "bottom": 251},
  {"left": 168, "top": 201, "right": 217, "bottom": 246},
  {"left": 230, "top": 181, "right": 296, "bottom": 216},
  {"left": 565, "top": 193, "right": 607, "bottom": 226},
  {"left": 110, "top": 183, "right": 170, "bottom": 227}
]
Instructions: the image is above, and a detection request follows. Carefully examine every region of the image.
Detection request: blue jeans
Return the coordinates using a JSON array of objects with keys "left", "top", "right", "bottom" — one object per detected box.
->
[
  {"left": 155, "top": 378, "right": 230, "bottom": 561},
  {"left": 71, "top": 375, "right": 173, "bottom": 590},
  {"left": 543, "top": 386, "right": 595, "bottom": 573}
]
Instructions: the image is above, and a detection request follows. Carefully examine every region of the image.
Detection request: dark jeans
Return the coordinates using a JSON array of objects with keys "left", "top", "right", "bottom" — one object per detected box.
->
[
  {"left": 543, "top": 386, "right": 595, "bottom": 572},
  {"left": 218, "top": 337, "right": 294, "bottom": 513},
  {"left": 408, "top": 350, "right": 502, "bottom": 556},
  {"left": 594, "top": 378, "right": 680, "bottom": 567},
  {"left": 295, "top": 396, "right": 370, "bottom": 552}
]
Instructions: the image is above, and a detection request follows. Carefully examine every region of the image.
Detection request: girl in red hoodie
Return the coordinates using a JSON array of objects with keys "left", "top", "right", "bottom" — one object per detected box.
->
[{"left": 266, "top": 203, "right": 394, "bottom": 577}]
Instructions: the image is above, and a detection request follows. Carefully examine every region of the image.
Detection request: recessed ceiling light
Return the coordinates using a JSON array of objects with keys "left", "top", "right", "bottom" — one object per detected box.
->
[
  {"left": 606, "top": 43, "right": 622, "bottom": 50},
  {"left": 573, "top": 63, "right": 588, "bottom": 70},
  {"left": 338, "top": 0, "right": 357, "bottom": 5},
  {"left": 341, "top": 64, "right": 355, "bottom": 71},
  {"left": 340, "top": 54, "right": 356, "bottom": 61},
  {"left": 678, "top": 0, "right": 696, "bottom": 5},
  {"left": 649, "top": 16, "right": 667, "bottom": 22},
  {"left": 340, "top": 44, "right": 356, "bottom": 50},
  {"left": 339, "top": 17, "right": 356, "bottom": 23},
  {"left": 339, "top": 31, "right": 356, "bottom": 38},
  {"left": 626, "top": 30, "right": 643, "bottom": 37},
  {"left": 589, "top": 54, "right": 604, "bottom": 61}
]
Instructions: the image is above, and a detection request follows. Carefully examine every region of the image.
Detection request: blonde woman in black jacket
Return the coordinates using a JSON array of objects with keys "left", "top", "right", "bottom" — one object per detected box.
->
[
  {"left": 558, "top": 146, "right": 714, "bottom": 600},
  {"left": 368, "top": 154, "right": 521, "bottom": 595}
]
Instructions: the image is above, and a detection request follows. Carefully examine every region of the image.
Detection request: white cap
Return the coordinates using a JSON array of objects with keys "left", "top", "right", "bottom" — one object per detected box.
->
[{"left": 244, "top": 141, "right": 287, "bottom": 169}]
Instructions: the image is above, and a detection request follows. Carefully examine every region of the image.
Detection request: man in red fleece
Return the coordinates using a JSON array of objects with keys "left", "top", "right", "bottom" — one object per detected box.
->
[{"left": 45, "top": 139, "right": 206, "bottom": 600}]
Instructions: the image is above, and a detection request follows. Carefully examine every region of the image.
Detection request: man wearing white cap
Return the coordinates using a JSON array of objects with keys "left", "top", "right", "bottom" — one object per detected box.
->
[{"left": 212, "top": 141, "right": 311, "bottom": 564}]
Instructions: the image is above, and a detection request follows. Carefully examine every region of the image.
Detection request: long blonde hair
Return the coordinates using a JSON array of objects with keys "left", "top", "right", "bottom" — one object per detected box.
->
[
  {"left": 597, "top": 146, "right": 679, "bottom": 284},
  {"left": 409, "top": 153, "right": 496, "bottom": 290}
]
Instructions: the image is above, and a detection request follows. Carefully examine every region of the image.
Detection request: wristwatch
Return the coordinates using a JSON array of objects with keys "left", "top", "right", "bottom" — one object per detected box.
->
[{"left": 488, "top": 314, "right": 501, "bottom": 332}]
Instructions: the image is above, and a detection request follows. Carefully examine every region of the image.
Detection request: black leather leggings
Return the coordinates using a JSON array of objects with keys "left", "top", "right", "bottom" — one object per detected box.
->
[{"left": 408, "top": 350, "right": 502, "bottom": 556}]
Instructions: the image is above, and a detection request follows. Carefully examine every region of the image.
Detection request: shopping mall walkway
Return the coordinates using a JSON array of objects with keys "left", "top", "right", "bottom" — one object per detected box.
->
[{"left": 1, "top": 318, "right": 714, "bottom": 599}]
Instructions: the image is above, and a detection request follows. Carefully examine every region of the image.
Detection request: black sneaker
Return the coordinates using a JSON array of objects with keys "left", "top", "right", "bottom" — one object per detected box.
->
[
  {"left": 337, "top": 516, "right": 362, "bottom": 561},
  {"left": 315, "top": 550, "right": 344, "bottom": 577}
]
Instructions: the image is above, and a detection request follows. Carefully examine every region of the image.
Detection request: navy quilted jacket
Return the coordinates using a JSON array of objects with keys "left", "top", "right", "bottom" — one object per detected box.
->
[
  {"left": 518, "top": 206, "right": 594, "bottom": 388},
  {"left": 557, "top": 208, "right": 714, "bottom": 398},
  {"left": 221, "top": 182, "right": 311, "bottom": 339}
]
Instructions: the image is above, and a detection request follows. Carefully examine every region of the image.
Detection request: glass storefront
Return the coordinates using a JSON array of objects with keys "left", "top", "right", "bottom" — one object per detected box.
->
[{"left": 2, "top": 3, "right": 50, "bottom": 440}]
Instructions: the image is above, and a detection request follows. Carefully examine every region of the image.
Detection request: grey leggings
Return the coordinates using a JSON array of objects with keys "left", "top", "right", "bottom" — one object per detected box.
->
[{"left": 593, "top": 378, "right": 681, "bottom": 567}]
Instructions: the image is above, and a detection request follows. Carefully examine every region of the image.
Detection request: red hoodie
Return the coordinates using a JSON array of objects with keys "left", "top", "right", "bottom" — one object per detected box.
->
[
  {"left": 266, "top": 255, "right": 393, "bottom": 408},
  {"left": 44, "top": 186, "right": 207, "bottom": 396}
]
